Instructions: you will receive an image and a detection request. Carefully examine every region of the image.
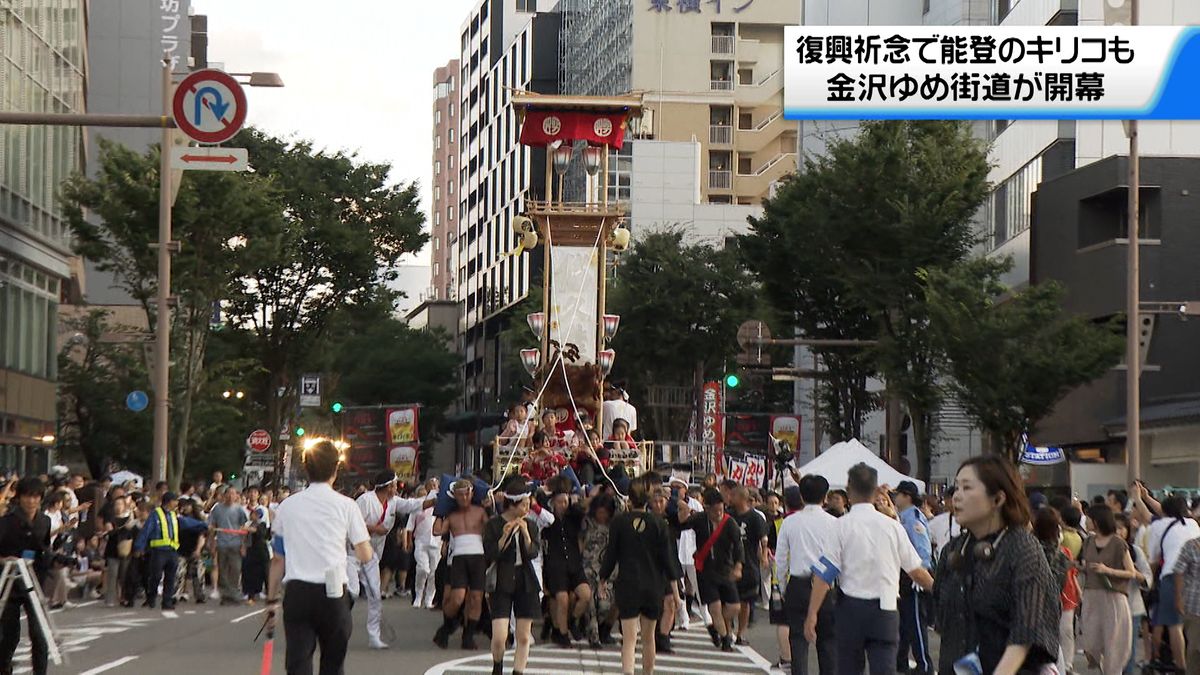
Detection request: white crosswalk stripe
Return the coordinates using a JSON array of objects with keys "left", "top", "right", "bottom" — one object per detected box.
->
[{"left": 425, "top": 628, "right": 773, "bottom": 675}]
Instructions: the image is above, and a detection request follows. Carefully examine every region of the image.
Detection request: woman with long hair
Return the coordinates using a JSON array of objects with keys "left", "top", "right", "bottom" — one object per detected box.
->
[
  {"left": 1113, "top": 512, "right": 1152, "bottom": 675},
  {"left": 1077, "top": 504, "right": 1136, "bottom": 674},
  {"left": 1033, "top": 507, "right": 1078, "bottom": 675},
  {"left": 933, "top": 456, "right": 1059, "bottom": 675}
]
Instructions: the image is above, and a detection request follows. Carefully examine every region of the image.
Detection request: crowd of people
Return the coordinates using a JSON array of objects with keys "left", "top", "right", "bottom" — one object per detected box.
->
[{"left": 4, "top": 441, "right": 1200, "bottom": 675}]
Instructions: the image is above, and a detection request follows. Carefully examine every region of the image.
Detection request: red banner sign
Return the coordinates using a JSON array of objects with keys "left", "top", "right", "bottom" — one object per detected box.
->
[
  {"left": 520, "top": 110, "right": 628, "bottom": 149},
  {"left": 701, "top": 382, "right": 723, "bottom": 450}
]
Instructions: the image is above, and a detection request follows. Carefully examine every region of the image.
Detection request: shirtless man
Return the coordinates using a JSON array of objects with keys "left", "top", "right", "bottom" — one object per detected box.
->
[{"left": 433, "top": 479, "right": 490, "bottom": 650}]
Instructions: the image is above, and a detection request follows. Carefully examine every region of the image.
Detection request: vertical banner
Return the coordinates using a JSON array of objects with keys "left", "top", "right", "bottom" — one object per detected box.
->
[
  {"left": 549, "top": 247, "right": 599, "bottom": 364},
  {"left": 701, "top": 381, "right": 724, "bottom": 448},
  {"left": 390, "top": 446, "right": 419, "bottom": 482},
  {"left": 771, "top": 416, "right": 800, "bottom": 452},
  {"left": 745, "top": 455, "right": 766, "bottom": 489},
  {"left": 387, "top": 407, "right": 420, "bottom": 444}
]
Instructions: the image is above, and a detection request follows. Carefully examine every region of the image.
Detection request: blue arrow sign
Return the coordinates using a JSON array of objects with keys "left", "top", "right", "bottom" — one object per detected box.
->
[
  {"left": 193, "top": 86, "right": 230, "bottom": 124},
  {"left": 126, "top": 390, "right": 149, "bottom": 413}
]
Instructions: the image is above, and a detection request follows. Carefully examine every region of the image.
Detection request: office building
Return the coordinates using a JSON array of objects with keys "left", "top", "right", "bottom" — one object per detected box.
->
[
  {"left": 454, "top": 0, "right": 560, "bottom": 452},
  {"left": 0, "top": 1, "right": 88, "bottom": 472},
  {"left": 431, "top": 59, "right": 460, "bottom": 303}
]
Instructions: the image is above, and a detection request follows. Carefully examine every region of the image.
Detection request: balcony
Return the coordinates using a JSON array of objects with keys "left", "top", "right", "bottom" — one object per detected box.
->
[
  {"left": 709, "top": 170, "right": 733, "bottom": 190},
  {"left": 709, "top": 125, "right": 733, "bottom": 145},
  {"left": 711, "top": 35, "right": 735, "bottom": 54},
  {"left": 710, "top": 79, "right": 734, "bottom": 92}
]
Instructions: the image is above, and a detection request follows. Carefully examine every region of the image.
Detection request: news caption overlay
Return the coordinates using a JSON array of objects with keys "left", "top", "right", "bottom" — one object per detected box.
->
[{"left": 783, "top": 26, "right": 1200, "bottom": 120}]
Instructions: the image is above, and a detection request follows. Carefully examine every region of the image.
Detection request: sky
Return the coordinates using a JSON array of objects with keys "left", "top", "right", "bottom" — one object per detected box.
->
[{"left": 193, "top": 0, "right": 478, "bottom": 313}]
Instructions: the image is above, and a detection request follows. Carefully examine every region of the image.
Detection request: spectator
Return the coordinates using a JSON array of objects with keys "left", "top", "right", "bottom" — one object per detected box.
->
[
  {"left": 0, "top": 477, "right": 52, "bottom": 674},
  {"left": 100, "top": 487, "right": 135, "bottom": 608},
  {"left": 208, "top": 487, "right": 249, "bottom": 605}
]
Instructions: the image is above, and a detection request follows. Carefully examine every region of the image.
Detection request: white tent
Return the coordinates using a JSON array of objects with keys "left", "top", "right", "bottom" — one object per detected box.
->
[{"left": 796, "top": 438, "right": 926, "bottom": 493}]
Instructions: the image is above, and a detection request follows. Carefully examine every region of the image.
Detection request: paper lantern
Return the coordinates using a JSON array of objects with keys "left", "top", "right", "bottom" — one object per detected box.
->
[
  {"left": 602, "top": 314, "right": 620, "bottom": 342},
  {"left": 598, "top": 349, "right": 616, "bottom": 376},
  {"left": 520, "top": 349, "right": 541, "bottom": 377},
  {"left": 527, "top": 312, "right": 545, "bottom": 340}
]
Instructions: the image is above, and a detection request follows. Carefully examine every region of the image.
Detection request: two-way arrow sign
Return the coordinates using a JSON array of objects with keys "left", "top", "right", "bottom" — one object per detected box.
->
[{"left": 170, "top": 146, "right": 248, "bottom": 172}]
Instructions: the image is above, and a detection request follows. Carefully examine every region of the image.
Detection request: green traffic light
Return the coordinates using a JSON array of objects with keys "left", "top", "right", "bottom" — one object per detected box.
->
[
  {"left": 331, "top": 402, "right": 344, "bottom": 413},
  {"left": 724, "top": 374, "right": 741, "bottom": 388},
  {"left": 295, "top": 427, "right": 306, "bottom": 437}
]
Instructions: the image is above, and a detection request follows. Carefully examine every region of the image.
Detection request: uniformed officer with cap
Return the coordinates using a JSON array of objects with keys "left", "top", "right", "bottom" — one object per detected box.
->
[
  {"left": 892, "top": 480, "right": 933, "bottom": 675},
  {"left": 804, "top": 463, "right": 934, "bottom": 675}
]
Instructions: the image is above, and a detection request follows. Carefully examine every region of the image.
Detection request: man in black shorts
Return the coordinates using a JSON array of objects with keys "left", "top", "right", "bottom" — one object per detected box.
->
[
  {"left": 484, "top": 476, "right": 541, "bottom": 675},
  {"left": 601, "top": 475, "right": 677, "bottom": 675},
  {"left": 538, "top": 478, "right": 592, "bottom": 647},
  {"left": 433, "top": 479, "right": 490, "bottom": 650},
  {"left": 674, "top": 487, "right": 744, "bottom": 652},
  {"left": 732, "top": 486, "right": 769, "bottom": 646}
]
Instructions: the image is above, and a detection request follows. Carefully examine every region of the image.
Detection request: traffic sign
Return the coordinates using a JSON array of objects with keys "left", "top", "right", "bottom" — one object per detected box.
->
[
  {"left": 126, "top": 390, "right": 149, "bottom": 412},
  {"left": 170, "top": 146, "right": 248, "bottom": 172},
  {"left": 299, "top": 374, "right": 321, "bottom": 408},
  {"left": 247, "top": 429, "right": 272, "bottom": 453},
  {"left": 172, "top": 69, "right": 248, "bottom": 144}
]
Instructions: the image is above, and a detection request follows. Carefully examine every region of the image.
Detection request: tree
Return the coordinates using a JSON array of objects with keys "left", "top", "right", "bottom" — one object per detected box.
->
[
  {"left": 924, "top": 257, "right": 1125, "bottom": 462},
  {"left": 607, "top": 230, "right": 758, "bottom": 440},
  {"left": 62, "top": 138, "right": 280, "bottom": 487},
  {"left": 742, "top": 121, "right": 991, "bottom": 479},
  {"left": 57, "top": 310, "right": 153, "bottom": 477},
  {"left": 223, "top": 130, "right": 427, "bottom": 478}
]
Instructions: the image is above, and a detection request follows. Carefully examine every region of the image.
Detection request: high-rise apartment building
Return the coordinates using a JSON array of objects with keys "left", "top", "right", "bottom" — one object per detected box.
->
[
  {"left": 455, "top": 0, "right": 559, "bottom": 424},
  {"left": 431, "top": 59, "right": 460, "bottom": 303},
  {"left": 0, "top": 1, "right": 89, "bottom": 471},
  {"left": 560, "top": 0, "right": 800, "bottom": 207}
]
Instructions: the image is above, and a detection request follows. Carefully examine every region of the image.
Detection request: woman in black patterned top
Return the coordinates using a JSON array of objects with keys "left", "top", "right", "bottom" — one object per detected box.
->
[{"left": 933, "top": 456, "right": 1059, "bottom": 675}]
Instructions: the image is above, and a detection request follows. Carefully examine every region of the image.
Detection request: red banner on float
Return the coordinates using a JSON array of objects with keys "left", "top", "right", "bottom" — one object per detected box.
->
[{"left": 520, "top": 110, "right": 628, "bottom": 149}]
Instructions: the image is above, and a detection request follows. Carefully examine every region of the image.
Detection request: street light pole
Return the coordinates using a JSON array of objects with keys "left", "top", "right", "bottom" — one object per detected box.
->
[
  {"left": 152, "top": 57, "right": 175, "bottom": 486},
  {"left": 1126, "top": 0, "right": 1141, "bottom": 484}
]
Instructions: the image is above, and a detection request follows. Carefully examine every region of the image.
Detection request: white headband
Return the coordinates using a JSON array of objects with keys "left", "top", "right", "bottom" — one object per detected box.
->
[{"left": 503, "top": 492, "right": 531, "bottom": 501}]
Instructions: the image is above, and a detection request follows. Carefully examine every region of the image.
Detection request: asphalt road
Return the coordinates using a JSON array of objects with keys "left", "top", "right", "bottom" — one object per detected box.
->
[{"left": 12, "top": 596, "right": 785, "bottom": 674}]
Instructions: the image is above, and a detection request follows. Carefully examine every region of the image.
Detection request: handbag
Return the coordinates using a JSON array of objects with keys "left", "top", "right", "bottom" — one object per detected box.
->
[
  {"left": 116, "top": 539, "right": 133, "bottom": 559},
  {"left": 769, "top": 581, "right": 784, "bottom": 614}
]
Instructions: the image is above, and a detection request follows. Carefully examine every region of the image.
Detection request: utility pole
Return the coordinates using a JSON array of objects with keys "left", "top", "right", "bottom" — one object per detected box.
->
[
  {"left": 152, "top": 57, "right": 176, "bottom": 486},
  {"left": 1126, "top": 0, "right": 1141, "bottom": 484}
]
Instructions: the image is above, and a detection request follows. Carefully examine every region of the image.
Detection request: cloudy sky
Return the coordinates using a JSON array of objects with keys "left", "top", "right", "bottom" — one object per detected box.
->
[{"left": 194, "top": 0, "right": 477, "bottom": 312}]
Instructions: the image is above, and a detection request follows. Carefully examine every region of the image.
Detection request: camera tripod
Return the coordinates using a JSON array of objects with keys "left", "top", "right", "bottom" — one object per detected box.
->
[{"left": 0, "top": 558, "right": 63, "bottom": 666}]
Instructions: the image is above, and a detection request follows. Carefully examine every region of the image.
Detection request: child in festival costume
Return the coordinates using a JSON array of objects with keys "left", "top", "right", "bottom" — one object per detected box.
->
[{"left": 521, "top": 431, "right": 568, "bottom": 482}]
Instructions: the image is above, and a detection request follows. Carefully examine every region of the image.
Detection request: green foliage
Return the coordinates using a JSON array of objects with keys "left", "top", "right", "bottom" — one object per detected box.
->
[
  {"left": 56, "top": 310, "right": 152, "bottom": 477},
  {"left": 924, "top": 257, "right": 1125, "bottom": 462},
  {"left": 608, "top": 229, "right": 758, "bottom": 439},
  {"left": 742, "top": 121, "right": 992, "bottom": 477}
]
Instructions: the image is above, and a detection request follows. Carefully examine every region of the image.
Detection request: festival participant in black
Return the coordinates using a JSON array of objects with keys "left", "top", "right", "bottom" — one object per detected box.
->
[
  {"left": 265, "top": 440, "right": 373, "bottom": 675},
  {"left": 538, "top": 477, "right": 591, "bottom": 647},
  {"left": 732, "top": 485, "right": 769, "bottom": 646},
  {"left": 484, "top": 476, "right": 541, "bottom": 675},
  {"left": 674, "top": 487, "right": 744, "bottom": 652},
  {"left": 932, "top": 456, "right": 1059, "bottom": 675},
  {"left": 649, "top": 482, "right": 684, "bottom": 655},
  {"left": 601, "top": 476, "right": 678, "bottom": 675},
  {"left": 0, "top": 477, "right": 52, "bottom": 675}
]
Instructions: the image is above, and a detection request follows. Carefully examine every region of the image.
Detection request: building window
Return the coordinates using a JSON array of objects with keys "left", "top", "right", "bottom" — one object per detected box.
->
[
  {"left": 991, "top": 155, "right": 1042, "bottom": 247},
  {"left": 448, "top": 181, "right": 455, "bottom": 195},
  {"left": 516, "top": 0, "right": 535, "bottom": 11},
  {"left": 435, "top": 160, "right": 441, "bottom": 176}
]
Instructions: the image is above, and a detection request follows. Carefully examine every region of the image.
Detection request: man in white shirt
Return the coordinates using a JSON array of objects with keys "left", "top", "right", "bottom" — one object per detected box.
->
[
  {"left": 408, "top": 488, "right": 441, "bottom": 609},
  {"left": 926, "top": 487, "right": 961, "bottom": 563},
  {"left": 265, "top": 441, "right": 372, "bottom": 675},
  {"left": 351, "top": 470, "right": 434, "bottom": 649},
  {"left": 776, "top": 474, "right": 838, "bottom": 675},
  {"left": 803, "top": 463, "right": 933, "bottom": 675}
]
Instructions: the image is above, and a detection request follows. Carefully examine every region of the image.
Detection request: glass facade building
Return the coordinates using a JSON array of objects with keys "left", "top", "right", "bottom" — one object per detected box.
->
[{"left": 0, "top": 0, "right": 87, "bottom": 462}]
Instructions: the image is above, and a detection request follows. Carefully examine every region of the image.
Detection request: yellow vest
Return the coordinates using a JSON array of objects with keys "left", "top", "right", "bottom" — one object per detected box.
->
[{"left": 149, "top": 507, "right": 180, "bottom": 550}]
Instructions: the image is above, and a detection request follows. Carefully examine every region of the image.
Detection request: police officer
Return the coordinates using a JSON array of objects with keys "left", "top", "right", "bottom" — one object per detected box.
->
[
  {"left": 892, "top": 480, "right": 934, "bottom": 675},
  {"left": 265, "top": 440, "right": 373, "bottom": 675},
  {"left": 804, "top": 464, "right": 933, "bottom": 675},
  {"left": 133, "top": 491, "right": 206, "bottom": 613}
]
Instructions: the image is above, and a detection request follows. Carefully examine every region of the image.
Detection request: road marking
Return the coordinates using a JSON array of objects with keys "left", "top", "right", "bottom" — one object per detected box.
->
[
  {"left": 78, "top": 656, "right": 140, "bottom": 674},
  {"left": 425, "top": 639, "right": 772, "bottom": 675},
  {"left": 231, "top": 607, "right": 267, "bottom": 623}
]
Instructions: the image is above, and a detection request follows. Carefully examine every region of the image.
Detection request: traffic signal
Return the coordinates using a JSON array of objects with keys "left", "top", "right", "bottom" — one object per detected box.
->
[
  {"left": 331, "top": 402, "right": 344, "bottom": 414},
  {"left": 295, "top": 426, "right": 306, "bottom": 437},
  {"left": 724, "top": 373, "right": 741, "bottom": 389}
]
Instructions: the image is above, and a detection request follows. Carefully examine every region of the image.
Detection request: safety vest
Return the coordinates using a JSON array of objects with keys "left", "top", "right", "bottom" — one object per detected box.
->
[{"left": 149, "top": 507, "right": 180, "bottom": 550}]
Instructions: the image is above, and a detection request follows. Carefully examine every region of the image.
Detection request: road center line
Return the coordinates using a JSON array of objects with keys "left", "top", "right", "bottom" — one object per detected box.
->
[
  {"left": 231, "top": 607, "right": 267, "bottom": 624},
  {"left": 78, "top": 655, "right": 139, "bottom": 675}
]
